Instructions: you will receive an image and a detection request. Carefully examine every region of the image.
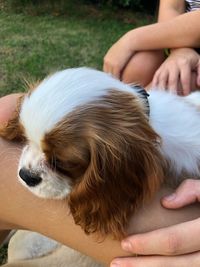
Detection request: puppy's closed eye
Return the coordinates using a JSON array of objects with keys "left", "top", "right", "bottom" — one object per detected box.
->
[{"left": 50, "top": 157, "right": 82, "bottom": 179}]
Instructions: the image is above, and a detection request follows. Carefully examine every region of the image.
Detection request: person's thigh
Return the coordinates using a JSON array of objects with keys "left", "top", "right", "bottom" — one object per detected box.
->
[{"left": 122, "top": 50, "right": 165, "bottom": 86}]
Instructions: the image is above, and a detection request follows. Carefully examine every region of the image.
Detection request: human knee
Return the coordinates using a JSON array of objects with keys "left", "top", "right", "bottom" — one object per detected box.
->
[{"left": 121, "top": 51, "right": 165, "bottom": 86}]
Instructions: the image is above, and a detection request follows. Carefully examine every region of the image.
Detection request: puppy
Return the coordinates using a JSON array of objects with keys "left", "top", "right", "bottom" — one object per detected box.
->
[{"left": 1, "top": 67, "right": 200, "bottom": 239}]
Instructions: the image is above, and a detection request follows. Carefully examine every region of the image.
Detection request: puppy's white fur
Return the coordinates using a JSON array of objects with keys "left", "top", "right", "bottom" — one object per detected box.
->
[
  {"left": 19, "top": 144, "right": 71, "bottom": 198},
  {"left": 18, "top": 68, "right": 200, "bottom": 199},
  {"left": 149, "top": 90, "right": 200, "bottom": 176},
  {"left": 20, "top": 68, "right": 136, "bottom": 145}
]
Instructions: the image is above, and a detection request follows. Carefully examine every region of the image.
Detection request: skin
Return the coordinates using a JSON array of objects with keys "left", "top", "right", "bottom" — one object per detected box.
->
[
  {"left": 152, "top": 48, "right": 200, "bottom": 95},
  {"left": 120, "top": 0, "right": 186, "bottom": 86},
  {"left": 154, "top": 0, "right": 200, "bottom": 94},
  {"left": 0, "top": 94, "right": 200, "bottom": 267},
  {"left": 112, "top": 180, "right": 200, "bottom": 267},
  {"left": 103, "top": 0, "right": 200, "bottom": 94}
]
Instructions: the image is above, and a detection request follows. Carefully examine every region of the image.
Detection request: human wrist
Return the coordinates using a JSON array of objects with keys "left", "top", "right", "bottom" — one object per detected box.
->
[
  {"left": 122, "top": 29, "right": 139, "bottom": 53},
  {"left": 169, "top": 48, "right": 199, "bottom": 59},
  {"left": 126, "top": 27, "right": 148, "bottom": 53}
]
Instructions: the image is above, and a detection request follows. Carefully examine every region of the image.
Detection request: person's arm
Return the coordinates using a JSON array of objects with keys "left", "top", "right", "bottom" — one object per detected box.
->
[
  {"left": 121, "top": 10, "right": 200, "bottom": 52},
  {"left": 150, "top": 1, "right": 200, "bottom": 95},
  {"left": 112, "top": 180, "right": 200, "bottom": 267},
  {"left": 0, "top": 141, "right": 200, "bottom": 265},
  {"left": 0, "top": 95, "right": 200, "bottom": 265},
  {"left": 0, "top": 140, "right": 200, "bottom": 264},
  {"left": 103, "top": 10, "right": 200, "bottom": 78},
  {"left": 158, "top": 0, "right": 185, "bottom": 22}
]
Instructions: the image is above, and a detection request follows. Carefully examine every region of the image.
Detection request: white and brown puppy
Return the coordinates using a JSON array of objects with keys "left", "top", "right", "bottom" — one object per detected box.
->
[{"left": 1, "top": 67, "right": 200, "bottom": 239}]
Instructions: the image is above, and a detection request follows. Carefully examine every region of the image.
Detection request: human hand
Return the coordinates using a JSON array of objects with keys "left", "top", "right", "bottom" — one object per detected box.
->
[
  {"left": 111, "top": 179, "right": 200, "bottom": 267},
  {"left": 152, "top": 48, "right": 200, "bottom": 95},
  {"left": 103, "top": 31, "right": 136, "bottom": 79}
]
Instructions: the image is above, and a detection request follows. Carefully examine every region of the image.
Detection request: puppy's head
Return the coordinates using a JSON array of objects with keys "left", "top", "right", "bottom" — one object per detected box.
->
[{"left": 0, "top": 68, "right": 163, "bottom": 238}]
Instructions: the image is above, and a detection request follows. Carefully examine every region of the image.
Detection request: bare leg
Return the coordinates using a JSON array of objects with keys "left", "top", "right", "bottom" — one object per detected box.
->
[{"left": 121, "top": 50, "right": 165, "bottom": 86}]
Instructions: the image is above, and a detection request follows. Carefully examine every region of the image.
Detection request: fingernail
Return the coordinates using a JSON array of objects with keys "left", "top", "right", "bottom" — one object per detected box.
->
[
  {"left": 163, "top": 193, "right": 176, "bottom": 201},
  {"left": 121, "top": 240, "right": 132, "bottom": 252}
]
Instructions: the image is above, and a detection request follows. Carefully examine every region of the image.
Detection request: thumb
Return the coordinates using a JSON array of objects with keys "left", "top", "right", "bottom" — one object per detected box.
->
[{"left": 162, "top": 179, "right": 200, "bottom": 209}]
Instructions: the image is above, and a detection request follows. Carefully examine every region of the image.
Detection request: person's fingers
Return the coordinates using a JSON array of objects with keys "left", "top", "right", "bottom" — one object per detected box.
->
[
  {"left": 197, "top": 61, "right": 200, "bottom": 87},
  {"left": 121, "top": 218, "right": 200, "bottom": 255},
  {"left": 152, "top": 71, "right": 160, "bottom": 88},
  {"left": 112, "top": 66, "right": 121, "bottom": 79},
  {"left": 190, "top": 71, "right": 198, "bottom": 91},
  {"left": 111, "top": 251, "right": 200, "bottom": 267},
  {"left": 167, "top": 68, "right": 179, "bottom": 94},
  {"left": 0, "top": 93, "right": 22, "bottom": 126},
  {"left": 162, "top": 179, "right": 200, "bottom": 208},
  {"left": 103, "top": 61, "right": 110, "bottom": 73},
  {"left": 155, "top": 70, "right": 169, "bottom": 90},
  {"left": 103, "top": 59, "right": 121, "bottom": 79},
  {"left": 103, "top": 59, "right": 113, "bottom": 75},
  {"left": 180, "top": 64, "right": 192, "bottom": 95}
]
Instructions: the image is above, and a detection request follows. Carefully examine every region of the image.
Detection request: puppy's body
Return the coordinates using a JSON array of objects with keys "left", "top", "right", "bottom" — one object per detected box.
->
[
  {"left": 149, "top": 90, "right": 200, "bottom": 180},
  {"left": 20, "top": 68, "right": 200, "bottom": 182},
  {"left": 1, "top": 68, "right": 200, "bottom": 239}
]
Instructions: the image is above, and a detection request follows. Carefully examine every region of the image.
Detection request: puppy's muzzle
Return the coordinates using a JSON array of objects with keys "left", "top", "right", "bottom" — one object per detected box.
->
[{"left": 19, "top": 168, "right": 42, "bottom": 187}]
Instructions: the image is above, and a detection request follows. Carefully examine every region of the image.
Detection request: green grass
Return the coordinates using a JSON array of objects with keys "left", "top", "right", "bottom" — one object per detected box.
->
[
  {"left": 0, "top": 245, "right": 7, "bottom": 265},
  {"left": 0, "top": 2, "right": 153, "bottom": 264},
  {"left": 0, "top": 2, "right": 153, "bottom": 96}
]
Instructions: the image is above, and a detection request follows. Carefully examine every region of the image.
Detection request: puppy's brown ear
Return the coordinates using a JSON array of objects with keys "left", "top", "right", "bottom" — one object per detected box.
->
[
  {"left": 0, "top": 95, "right": 26, "bottom": 142},
  {"left": 68, "top": 90, "right": 164, "bottom": 239},
  {"left": 69, "top": 132, "right": 163, "bottom": 239}
]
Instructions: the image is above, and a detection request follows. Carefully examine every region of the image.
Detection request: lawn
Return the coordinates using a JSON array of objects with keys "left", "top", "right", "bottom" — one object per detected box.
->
[
  {"left": 0, "top": 1, "right": 153, "bottom": 264},
  {"left": 0, "top": 2, "right": 153, "bottom": 96}
]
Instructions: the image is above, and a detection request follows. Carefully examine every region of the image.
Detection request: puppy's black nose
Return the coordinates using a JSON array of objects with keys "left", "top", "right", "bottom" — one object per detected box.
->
[{"left": 19, "top": 168, "right": 42, "bottom": 187}]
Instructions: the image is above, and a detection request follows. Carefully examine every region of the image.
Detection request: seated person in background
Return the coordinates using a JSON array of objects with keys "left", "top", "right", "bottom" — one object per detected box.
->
[
  {"left": 104, "top": 1, "right": 200, "bottom": 266},
  {"left": 103, "top": 0, "right": 200, "bottom": 95}
]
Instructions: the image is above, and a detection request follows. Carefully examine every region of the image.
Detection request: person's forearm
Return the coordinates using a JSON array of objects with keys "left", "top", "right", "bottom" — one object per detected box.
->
[
  {"left": 0, "top": 139, "right": 125, "bottom": 264},
  {"left": 0, "top": 139, "right": 200, "bottom": 265},
  {"left": 129, "top": 10, "right": 200, "bottom": 51},
  {"left": 158, "top": 0, "right": 185, "bottom": 22}
]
